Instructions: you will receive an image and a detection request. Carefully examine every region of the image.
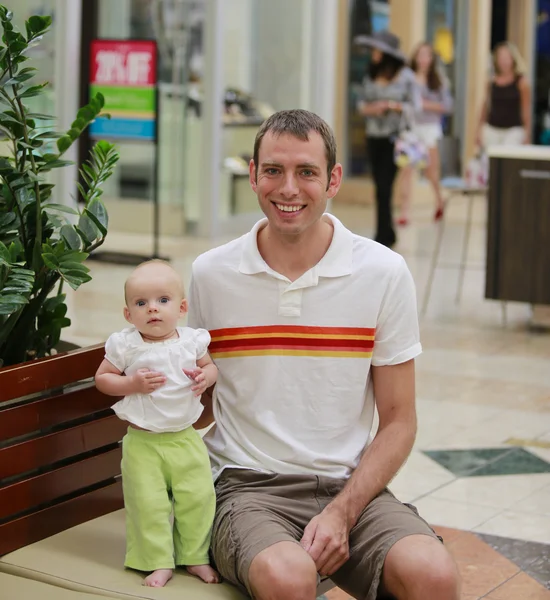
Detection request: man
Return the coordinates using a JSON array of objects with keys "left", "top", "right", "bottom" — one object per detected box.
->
[{"left": 188, "top": 109, "right": 460, "bottom": 600}]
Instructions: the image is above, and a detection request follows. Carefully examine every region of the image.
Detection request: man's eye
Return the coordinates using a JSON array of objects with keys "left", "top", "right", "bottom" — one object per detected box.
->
[
  {"left": 136, "top": 300, "right": 146, "bottom": 307},
  {"left": 301, "top": 170, "right": 313, "bottom": 177},
  {"left": 265, "top": 168, "right": 279, "bottom": 175},
  {"left": 159, "top": 297, "right": 169, "bottom": 304}
]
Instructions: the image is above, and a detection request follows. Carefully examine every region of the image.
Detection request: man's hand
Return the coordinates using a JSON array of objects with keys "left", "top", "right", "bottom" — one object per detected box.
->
[
  {"left": 131, "top": 368, "right": 166, "bottom": 394},
  {"left": 183, "top": 367, "right": 209, "bottom": 397},
  {"left": 300, "top": 504, "right": 351, "bottom": 577}
]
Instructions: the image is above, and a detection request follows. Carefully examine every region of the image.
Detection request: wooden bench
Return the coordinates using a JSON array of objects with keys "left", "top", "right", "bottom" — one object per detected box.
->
[{"left": 0, "top": 345, "right": 244, "bottom": 599}]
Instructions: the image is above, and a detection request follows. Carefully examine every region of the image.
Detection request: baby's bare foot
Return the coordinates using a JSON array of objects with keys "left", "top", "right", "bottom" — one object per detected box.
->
[
  {"left": 143, "top": 568, "right": 173, "bottom": 587},
  {"left": 186, "top": 564, "right": 220, "bottom": 583}
]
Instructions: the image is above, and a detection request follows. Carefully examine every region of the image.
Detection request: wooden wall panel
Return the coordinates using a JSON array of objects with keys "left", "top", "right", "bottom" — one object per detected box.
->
[
  {"left": 0, "top": 387, "right": 118, "bottom": 443},
  {"left": 0, "top": 447, "right": 122, "bottom": 521},
  {"left": 0, "top": 416, "right": 127, "bottom": 480},
  {"left": 0, "top": 481, "right": 123, "bottom": 557},
  {"left": 0, "top": 344, "right": 104, "bottom": 403}
]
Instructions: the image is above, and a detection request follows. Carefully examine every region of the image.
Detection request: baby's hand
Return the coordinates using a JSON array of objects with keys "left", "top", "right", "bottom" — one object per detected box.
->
[
  {"left": 131, "top": 368, "right": 166, "bottom": 394},
  {"left": 183, "top": 367, "right": 208, "bottom": 397}
]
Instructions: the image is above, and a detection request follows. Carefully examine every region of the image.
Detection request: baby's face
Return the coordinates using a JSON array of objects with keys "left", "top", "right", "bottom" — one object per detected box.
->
[{"left": 124, "top": 266, "right": 187, "bottom": 341}]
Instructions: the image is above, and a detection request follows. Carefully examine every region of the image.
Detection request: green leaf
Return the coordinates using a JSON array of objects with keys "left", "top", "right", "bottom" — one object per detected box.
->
[
  {"left": 62, "top": 271, "right": 92, "bottom": 291},
  {"left": 76, "top": 106, "right": 95, "bottom": 122},
  {"left": 26, "top": 15, "right": 52, "bottom": 39},
  {"left": 77, "top": 213, "right": 98, "bottom": 244},
  {"left": 5, "top": 70, "right": 35, "bottom": 85},
  {"left": 59, "top": 261, "right": 88, "bottom": 273},
  {"left": 38, "top": 158, "right": 73, "bottom": 171},
  {"left": 27, "top": 112, "right": 56, "bottom": 120},
  {"left": 41, "top": 253, "right": 59, "bottom": 270},
  {"left": 60, "top": 250, "right": 88, "bottom": 263},
  {"left": 67, "top": 127, "right": 80, "bottom": 141},
  {"left": 20, "top": 82, "right": 48, "bottom": 98},
  {"left": 56, "top": 135, "right": 72, "bottom": 153},
  {"left": 43, "top": 203, "right": 79, "bottom": 215},
  {"left": 60, "top": 224, "right": 82, "bottom": 250},
  {"left": 85, "top": 200, "right": 108, "bottom": 233}
]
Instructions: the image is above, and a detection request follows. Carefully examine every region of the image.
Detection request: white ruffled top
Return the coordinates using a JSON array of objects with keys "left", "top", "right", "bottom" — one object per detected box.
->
[{"left": 105, "top": 326, "right": 210, "bottom": 433}]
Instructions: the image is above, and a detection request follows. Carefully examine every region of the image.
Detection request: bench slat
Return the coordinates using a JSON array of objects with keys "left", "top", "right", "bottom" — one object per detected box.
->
[
  {"left": 0, "top": 415, "right": 127, "bottom": 480},
  {"left": 0, "top": 480, "right": 123, "bottom": 556},
  {"left": 0, "top": 344, "right": 105, "bottom": 403},
  {"left": 0, "top": 447, "right": 122, "bottom": 521},
  {"left": 0, "top": 386, "right": 119, "bottom": 443}
]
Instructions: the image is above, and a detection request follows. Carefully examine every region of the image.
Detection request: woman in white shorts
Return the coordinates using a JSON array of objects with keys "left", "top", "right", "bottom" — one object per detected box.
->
[
  {"left": 397, "top": 43, "right": 453, "bottom": 226},
  {"left": 475, "top": 42, "right": 530, "bottom": 149}
]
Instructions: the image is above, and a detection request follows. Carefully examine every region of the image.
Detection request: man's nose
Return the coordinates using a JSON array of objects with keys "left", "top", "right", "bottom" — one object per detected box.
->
[{"left": 279, "top": 173, "right": 299, "bottom": 198}]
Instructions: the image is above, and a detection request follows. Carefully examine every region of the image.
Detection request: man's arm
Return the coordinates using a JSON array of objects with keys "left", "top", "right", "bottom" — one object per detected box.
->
[
  {"left": 301, "top": 359, "right": 417, "bottom": 576},
  {"left": 193, "top": 384, "right": 215, "bottom": 429},
  {"left": 329, "top": 359, "right": 416, "bottom": 525}
]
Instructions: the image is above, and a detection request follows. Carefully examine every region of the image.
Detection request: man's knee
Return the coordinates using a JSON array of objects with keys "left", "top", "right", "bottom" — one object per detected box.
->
[
  {"left": 248, "top": 542, "right": 318, "bottom": 600},
  {"left": 383, "top": 535, "right": 460, "bottom": 600}
]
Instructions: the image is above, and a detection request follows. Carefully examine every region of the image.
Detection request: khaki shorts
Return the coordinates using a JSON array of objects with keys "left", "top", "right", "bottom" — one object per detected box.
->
[{"left": 211, "top": 469, "right": 440, "bottom": 600}]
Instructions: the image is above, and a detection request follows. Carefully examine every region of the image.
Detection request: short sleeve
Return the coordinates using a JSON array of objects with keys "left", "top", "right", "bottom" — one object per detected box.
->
[
  {"left": 187, "top": 265, "right": 204, "bottom": 329},
  {"left": 371, "top": 257, "right": 422, "bottom": 367},
  {"left": 194, "top": 328, "right": 211, "bottom": 360},
  {"left": 104, "top": 332, "right": 127, "bottom": 373}
]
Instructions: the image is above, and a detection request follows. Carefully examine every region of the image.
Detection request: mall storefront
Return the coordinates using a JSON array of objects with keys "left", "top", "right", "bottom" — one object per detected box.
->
[
  {"left": 10, "top": 0, "right": 545, "bottom": 238},
  {"left": 13, "top": 0, "right": 339, "bottom": 241}
]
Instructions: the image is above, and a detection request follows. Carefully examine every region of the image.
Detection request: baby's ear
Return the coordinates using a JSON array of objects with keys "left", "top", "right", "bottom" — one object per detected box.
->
[
  {"left": 123, "top": 306, "right": 132, "bottom": 323},
  {"left": 180, "top": 298, "right": 188, "bottom": 315}
]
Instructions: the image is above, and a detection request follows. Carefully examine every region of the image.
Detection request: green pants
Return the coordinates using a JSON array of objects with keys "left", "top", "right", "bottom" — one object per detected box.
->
[{"left": 121, "top": 426, "right": 215, "bottom": 571}]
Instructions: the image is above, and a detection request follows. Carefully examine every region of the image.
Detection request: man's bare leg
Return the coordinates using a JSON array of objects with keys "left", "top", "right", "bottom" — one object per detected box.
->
[
  {"left": 248, "top": 541, "right": 318, "bottom": 600},
  {"left": 381, "top": 534, "right": 460, "bottom": 600}
]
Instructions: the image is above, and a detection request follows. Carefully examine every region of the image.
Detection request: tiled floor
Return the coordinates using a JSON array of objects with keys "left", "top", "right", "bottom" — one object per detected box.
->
[
  {"left": 321, "top": 527, "right": 550, "bottom": 599},
  {"left": 63, "top": 183, "right": 550, "bottom": 596}
]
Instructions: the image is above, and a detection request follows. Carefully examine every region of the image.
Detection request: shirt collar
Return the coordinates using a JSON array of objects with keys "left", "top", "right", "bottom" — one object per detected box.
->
[{"left": 238, "top": 213, "right": 353, "bottom": 278}]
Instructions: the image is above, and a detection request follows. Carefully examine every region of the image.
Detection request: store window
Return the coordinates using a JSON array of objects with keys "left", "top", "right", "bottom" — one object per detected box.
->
[
  {"left": 535, "top": 0, "right": 550, "bottom": 144},
  {"left": 346, "top": 0, "right": 390, "bottom": 176},
  {"left": 425, "top": 0, "right": 457, "bottom": 137}
]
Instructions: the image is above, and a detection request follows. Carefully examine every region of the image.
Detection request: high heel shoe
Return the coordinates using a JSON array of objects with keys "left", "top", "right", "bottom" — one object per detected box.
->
[{"left": 434, "top": 207, "right": 444, "bottom": 222}]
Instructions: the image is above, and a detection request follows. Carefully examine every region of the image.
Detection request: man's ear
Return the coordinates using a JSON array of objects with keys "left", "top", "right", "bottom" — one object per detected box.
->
[
  {"left": 327, "top": 163, "right": 343, "bottom": 199},
  {"left": 180, "top": 298, "right": 189, "bottom": 316},
  {"left": 123, "top": 306, "right": 132, "bottom": 324},
  {"left": 249, "top": 159, "right": 258, "bottom": 193}
]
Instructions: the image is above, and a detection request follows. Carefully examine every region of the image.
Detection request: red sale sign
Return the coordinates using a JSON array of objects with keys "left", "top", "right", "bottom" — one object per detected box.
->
[
  {"left": 90, "top": 40, "right": 157, "bottom": 86},
  {"left": 89, "top": 40, "right": 157, "bottom": 141}
]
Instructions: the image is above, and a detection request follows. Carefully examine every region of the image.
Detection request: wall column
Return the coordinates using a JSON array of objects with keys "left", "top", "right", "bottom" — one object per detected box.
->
[
  {"left": 507, "top": 0, "right": 536, "bottom": 78},
  {"left": 463, "top": 0, "right": 492, "bottom": 168},
  {"left": 389, "top": 0, "right": 427, "bottom": 56}
]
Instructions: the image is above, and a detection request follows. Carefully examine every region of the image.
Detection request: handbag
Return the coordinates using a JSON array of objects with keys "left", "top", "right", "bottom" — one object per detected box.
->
[
  {"left": 393, "top": 92, "right": 428, "bottom": 169},
  {"left": 464, "top": 152, "right": 488, "bottom": 188}
]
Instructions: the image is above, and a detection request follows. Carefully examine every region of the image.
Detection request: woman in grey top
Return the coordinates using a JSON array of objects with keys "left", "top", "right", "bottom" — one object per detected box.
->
[
  {"left": 356, "top": 31, "right": 421, "bottom": 248},
  {"left": 398, "top": 42, "right": 453, "bottom": 226}
]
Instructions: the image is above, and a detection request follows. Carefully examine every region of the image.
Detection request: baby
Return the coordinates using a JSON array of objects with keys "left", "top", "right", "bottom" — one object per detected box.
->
[{"left": 95, "top": 260, "right": 219, "bottom": 588}]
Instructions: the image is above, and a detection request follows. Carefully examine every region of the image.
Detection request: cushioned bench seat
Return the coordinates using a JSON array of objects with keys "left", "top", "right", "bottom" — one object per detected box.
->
[
  {"left": 0, "top": 572, "right": 122, "bottom": 600},
  {"left": 0, "top": 510, "right": 246, "bottom": 600}
]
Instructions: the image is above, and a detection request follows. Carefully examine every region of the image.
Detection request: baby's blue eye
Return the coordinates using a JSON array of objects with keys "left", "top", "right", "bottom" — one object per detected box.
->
[
  {"left": 159, "top": 297, "right": 169, "bottom": 304},
  {"left": 136, "top": 300, "right": 146, "bottom": 307}
]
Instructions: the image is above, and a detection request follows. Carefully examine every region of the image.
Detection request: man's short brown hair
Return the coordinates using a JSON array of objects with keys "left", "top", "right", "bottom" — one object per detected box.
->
[{"left": 253, "top": 109, "right": 337, "bottom": 184}]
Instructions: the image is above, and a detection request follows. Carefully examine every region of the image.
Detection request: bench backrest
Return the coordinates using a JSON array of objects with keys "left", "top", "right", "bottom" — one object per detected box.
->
[{"left": 0, "top": 345, "right": 126, "bottom": 556}]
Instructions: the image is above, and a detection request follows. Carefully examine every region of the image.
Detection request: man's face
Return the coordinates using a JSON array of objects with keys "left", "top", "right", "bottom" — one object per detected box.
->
[{"left": 249, "top": 131, "right": 342, "bottom": 239}]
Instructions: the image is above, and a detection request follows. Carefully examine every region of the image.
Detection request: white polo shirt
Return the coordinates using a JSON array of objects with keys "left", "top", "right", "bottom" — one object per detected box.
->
[{"left": 188, "top": 214, "right": 421, "bottom": 480}]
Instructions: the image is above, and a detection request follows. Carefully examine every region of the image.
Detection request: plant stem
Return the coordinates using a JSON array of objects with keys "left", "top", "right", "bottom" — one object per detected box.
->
[
  {"left": 6, "top": 50, "right": 41, "bottom": 248},
  {"left": 8, "top": 139, "right": 29, "bottom": 250}
]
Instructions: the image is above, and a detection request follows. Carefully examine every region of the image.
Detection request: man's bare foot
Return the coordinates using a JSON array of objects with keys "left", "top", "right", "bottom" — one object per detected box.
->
[
  {"left": 143, "top": 569, "right": 173, "bottom": 587},
  {"left": 186, "top": 564, "right": 220, "bottom": 583}
]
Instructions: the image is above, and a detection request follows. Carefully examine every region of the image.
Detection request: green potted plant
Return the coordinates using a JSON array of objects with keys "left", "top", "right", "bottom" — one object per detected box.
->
[{"left": 0, "top": 5, "right": 120, "bottom": 367}]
